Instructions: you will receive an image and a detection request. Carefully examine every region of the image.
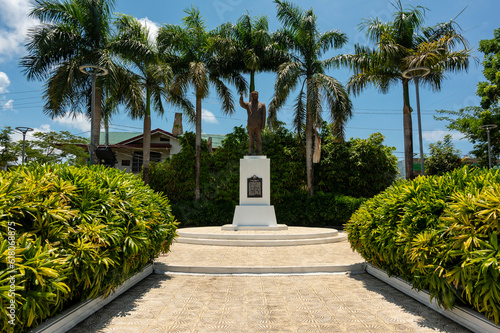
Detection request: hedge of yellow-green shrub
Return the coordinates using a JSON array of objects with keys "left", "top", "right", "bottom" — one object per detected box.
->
[
  {"left": 346, "top": 167, "right": 500, "bottom": 323},
  {"left": 0, "top": 164, "right": 177, "bottom": 332}
]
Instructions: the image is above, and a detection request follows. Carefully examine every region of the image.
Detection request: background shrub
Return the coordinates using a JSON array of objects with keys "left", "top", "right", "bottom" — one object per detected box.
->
[
  {"left": 275, "top": 193, "right": 366, "bottom": 228},
  {"left": 346, "top": 167, "right": 500, "bottom": 323},
  {"left": 0, "top": 164, "right": 177, "bottom": 332},
  {"left": 316, "top": 132, "right": 398, "bottom": 197},
  {"left": 149, "top": 125, "right": 396, "bottom": 228},
  {"left": 171, "top": 193, "right": 366, "bottom": 228}
]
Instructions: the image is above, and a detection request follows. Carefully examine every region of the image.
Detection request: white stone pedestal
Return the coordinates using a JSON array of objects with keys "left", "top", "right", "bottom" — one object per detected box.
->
[{"left": 224, "top": 156, "right": 287, "bottom": 231}]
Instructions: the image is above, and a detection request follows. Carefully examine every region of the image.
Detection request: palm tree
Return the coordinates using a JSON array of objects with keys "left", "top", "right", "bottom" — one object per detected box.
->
[
  {"left": 157, "top": 7, "right": 246, "bottom": 200},
  {"left": 229, "top": 13, "right": 286, "bottom": 95},
  {"left": 336, "top": 0, "right": 470, "bottom": 179},
  {"left": 113, "top": 14, "right": 193, "bottom": 184},
  {"left": 269, "top": 0, "right": 353, "bottom": 196},
  {"left": 20, "top": 0, "right": 135, "bottom": 164}
]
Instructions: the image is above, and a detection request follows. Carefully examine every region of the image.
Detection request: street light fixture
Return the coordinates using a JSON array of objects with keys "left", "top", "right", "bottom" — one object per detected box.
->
[
  {"left": 15, "top": 127, "right": 33, "bottom": 165},
  {"left": 79, "top": 65, "right": 108, "bottom": 165},
  {"left": 479, "top": 124, "right": 498, "bottom": 169},
  {"left": 402, "top": 67, "right": 431, "bottom": 176}
]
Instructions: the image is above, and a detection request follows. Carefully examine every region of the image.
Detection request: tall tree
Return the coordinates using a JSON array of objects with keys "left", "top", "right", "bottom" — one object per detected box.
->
[
  {"left": 269, "top": 0, "right": 352, "bottom": 196},
  {"left": 435, "top": 106, "right": 500, "bottom": 167},
  {"left": 157, "top": 7, "right": 246, "bottom": 200},
  {"left": 20, "top": 0, "right": 136, "bottom": 164},
  {"left": 113, "top": 14, "right": 192, "bottom": 184},
  {"left": 477, "top": 28, "right": 500, "bottom": 109},
  {"left": 0, "top": 127, "right": 17, "bottom": 168},
  {"left": 336, "top": 0, "right": 470, "bottom": 179}
]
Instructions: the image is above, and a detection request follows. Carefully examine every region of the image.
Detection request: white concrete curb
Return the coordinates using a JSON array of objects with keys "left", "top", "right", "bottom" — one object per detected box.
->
[
  {"left": 29, "top": 264, "right": 153, "bottom": 333},
  {"left": 154, "top": 262, "right": 366, "bottom": 275},
  {"left": 366, "top": 263, "right": 500, "bottom": 333}
]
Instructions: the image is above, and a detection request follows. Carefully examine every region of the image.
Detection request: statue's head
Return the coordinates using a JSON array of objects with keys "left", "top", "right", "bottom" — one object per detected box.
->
[{"left": 250, "top": 91, "right": 259, "bottom": 101}]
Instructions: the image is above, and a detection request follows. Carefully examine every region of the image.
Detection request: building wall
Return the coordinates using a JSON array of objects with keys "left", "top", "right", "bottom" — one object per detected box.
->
[
  {"left": 111, "top": 136, "right": 181, "bottom": 174},
  {"left": 115, "top": 151, "right": 133, "bottom": 173}
]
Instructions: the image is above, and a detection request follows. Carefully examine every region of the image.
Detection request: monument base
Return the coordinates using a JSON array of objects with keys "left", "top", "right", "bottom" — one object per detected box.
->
[
  {"left": 227, "top": 155, "right": 286, "bottom": 231},
  {"left": 221, "top": 224, "right": 288, "bottom": 231},
  {"left": 232, "top": 205, "right": 277, "bottom": 226}
]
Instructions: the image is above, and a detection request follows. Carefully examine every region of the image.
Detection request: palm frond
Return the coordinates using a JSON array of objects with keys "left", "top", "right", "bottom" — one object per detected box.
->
[
  {"left": 316, "top": 73, "right": 353, "bottom": 140},
  {"left": 183, "top": 6, "right": 206, "bottom": 31},
  {"left": 157, "top": 24, "right": 189, "bottom": 54},
  {"left": 274, "top": 0, "right": 303, "bottom": 30},
  {"left": 317, "top": 30, "right": 348, "bottom": 55},
  {"left": 269, "top": 61, "right": 303, "bottom": 115},
  {"left": 292, "top": 84, "right": 306, "bottom": 134},
  {"left": 209, "top": 74, "right": 234, "bottom": 115}
]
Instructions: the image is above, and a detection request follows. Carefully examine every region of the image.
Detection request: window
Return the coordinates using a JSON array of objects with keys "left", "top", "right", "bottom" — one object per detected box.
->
[
  {"left": 132, "top": 152, "right": 162, "bottom": 173},
  {"left": 122, "top": 160, "right": 130, "bottom": 166},
  {"left": 159, "top": 137, "right": 170, "bottom": 143}
]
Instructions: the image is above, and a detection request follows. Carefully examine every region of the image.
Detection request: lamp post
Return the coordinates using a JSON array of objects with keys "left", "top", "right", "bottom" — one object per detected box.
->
[
  {"left": 15, "top": 127, "right": 33, "bottom": 165},
  {"left": 78, "top": 65, "right": 108, "bottom": 165},
  {"left": 402, "top": 67, "right": 431, "bottom": 176},
  {"left": 479, "top": 124, "right": 498, "bottom": 169}
]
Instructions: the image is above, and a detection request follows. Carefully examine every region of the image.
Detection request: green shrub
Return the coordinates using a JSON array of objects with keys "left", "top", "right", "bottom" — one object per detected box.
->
[
  {"left": 0, "top": 164, "right": 177, "bottom": 332},
  {"left": 346, "top": 166, "right": 500, "bottom": 323},
  {"left": 316, "top": 132, "right": 398, "bottom": 197},
  {"left": 149, "top": 126, "right": 397, "bottom": 205},
  {"left": 275, "top": 192, "right": 366, "bottom": 228},
  {"left": 171, "top": 193, "right": 365, "bottom": 228},
  {"left": 172, "top": 200, "right": 236, "bottom": 227}
]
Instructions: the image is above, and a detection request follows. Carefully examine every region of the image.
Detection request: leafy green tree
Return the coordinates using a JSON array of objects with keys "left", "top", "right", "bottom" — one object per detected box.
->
[
  {"left": 436, "top": 106, "right": 500, "bottom": 167},
  {"left": 424, "top": 134, "right": 461, "bottom": 175},
  {"left": 113, "top": 14, "right": 193, "bottom": 184},
  {"left": 477, "top": 28, "right": 500, "bottom": 109},
  {"left": 20, "top": 0, "right": 137, "bottom": 163},
  {"left": 20, "top": 131, "right": 89, "bottom": 165},
  {"left": 269, "top": 0, "right": 353, "bottom": 196},
  {"left": 157, "top": 7, "right": 246, "bottom": 200},
  {"left": 0, "top": 127, "right": 17, "bottom": 168},
  {"left": 336, "top": 0, "right": 470, "bottom": 179}
]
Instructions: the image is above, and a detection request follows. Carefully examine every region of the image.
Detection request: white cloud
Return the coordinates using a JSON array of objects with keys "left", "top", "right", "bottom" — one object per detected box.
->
[
  {"left": 138, "top": 17, "right": 159, "bottom": 45},
  {"left": 0, "top": 0, "right": 39, "bottom": 62},
  {"left": 422, "top": 130, "right": 465, "bottom": 143},
  {"left": 2, "top": 99, "right": 14, "bottom": 110},
  {"left": 53, "top": 113, "right": 91, "bottom": 132},
  {"left": 10, "top": 124, "right": 50, "bottom": 141},
  {"left": 0, "top": 72, "right": 10, "bottom": 93},
  {"left": 202, "top": 109, "right": 218, "bottom": 124}
]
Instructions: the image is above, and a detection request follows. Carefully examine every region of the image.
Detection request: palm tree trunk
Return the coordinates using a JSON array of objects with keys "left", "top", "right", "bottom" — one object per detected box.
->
[
  {"left": 195, "top": 98, "right": 202, "bottom": 200},
  {"left": 403, "top": 80, "right": 414, "bottom": 179},
  {"left": 143, "top": 89, "right": 152, "bottom": 184},
  {"left": 306, "top": 77, "right": 314, "bottom": 196},
  {"left": 250, "top": 70, "right": 255, "bottom": 94},
  {"left": 92, "top": 87, "right": 102, "bottom": 165}
]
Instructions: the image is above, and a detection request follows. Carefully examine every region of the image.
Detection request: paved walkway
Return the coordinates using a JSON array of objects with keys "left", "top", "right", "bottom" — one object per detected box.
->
[{"left": 69, "top": 230, "right": 470, "bottom": 333}]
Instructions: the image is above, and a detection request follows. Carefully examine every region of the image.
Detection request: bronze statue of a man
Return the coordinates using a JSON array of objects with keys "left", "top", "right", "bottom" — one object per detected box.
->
[{"left": 240, "top": 91, "right": 266, "bottom": 155}]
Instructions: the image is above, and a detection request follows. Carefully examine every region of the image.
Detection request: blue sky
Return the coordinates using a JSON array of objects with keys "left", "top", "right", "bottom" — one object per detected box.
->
[{"left": 0, "top": 0, "right": 498, "bottom": 160}]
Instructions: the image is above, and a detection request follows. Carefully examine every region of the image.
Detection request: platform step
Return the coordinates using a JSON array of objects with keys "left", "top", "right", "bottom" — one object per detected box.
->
[
  {"left": 176, "top": 234, "right": 347, "bottom": 247},
  {"left": 178, "top": 229, "right": 338, "bottom": 240}
]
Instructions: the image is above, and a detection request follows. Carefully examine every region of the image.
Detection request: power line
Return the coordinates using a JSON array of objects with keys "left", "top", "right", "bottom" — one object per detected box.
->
[{"left": 0, "top": 89, "right": 42, "bottom": 95}]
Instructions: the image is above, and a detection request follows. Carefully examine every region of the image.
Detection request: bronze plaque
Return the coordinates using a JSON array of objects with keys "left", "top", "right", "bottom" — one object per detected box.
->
[{"left": 247, "top": 175, "right": 262, "bottom": 198}]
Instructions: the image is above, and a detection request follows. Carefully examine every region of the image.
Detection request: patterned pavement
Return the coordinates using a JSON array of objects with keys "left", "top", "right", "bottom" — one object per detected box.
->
[{"left": 69, "top": 230, "right": 470, "bottom": 333}]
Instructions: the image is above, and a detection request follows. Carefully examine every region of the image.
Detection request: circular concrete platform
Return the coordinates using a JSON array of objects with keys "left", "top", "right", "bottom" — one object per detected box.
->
[{"left": 176, "top": 226, "right": 346, "bottom": 246}]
